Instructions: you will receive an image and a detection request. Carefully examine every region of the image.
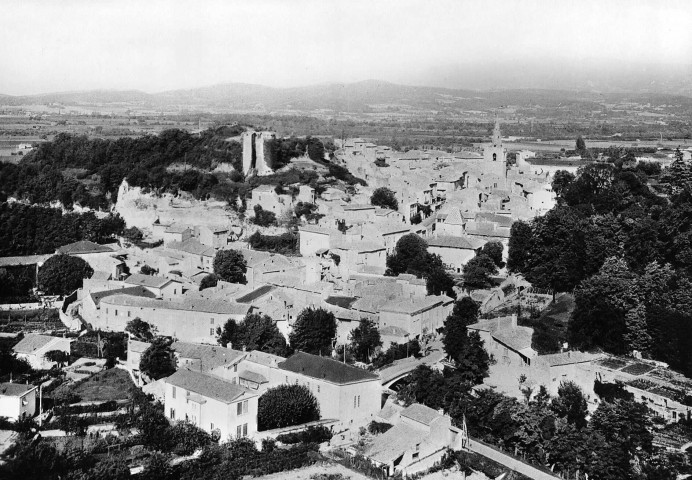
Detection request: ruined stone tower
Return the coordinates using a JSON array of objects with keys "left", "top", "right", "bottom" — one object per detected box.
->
[{"left": 241, "top": 131, "right": 277, "bottom": 176}]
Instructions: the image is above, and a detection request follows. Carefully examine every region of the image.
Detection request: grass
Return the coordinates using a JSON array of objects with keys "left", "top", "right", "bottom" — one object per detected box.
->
[
  {"left": 70, "top": 368, "right": 134, "bottom": 402},
  {"left": 620, "top": 362, "right": 656, "bottom": 376}
]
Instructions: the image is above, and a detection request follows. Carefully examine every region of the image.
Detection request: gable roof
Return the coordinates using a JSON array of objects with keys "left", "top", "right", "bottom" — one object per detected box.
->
[
  {"left": 124, "top": 274, "right": 173, "bottom": 289},
  {"left": 236, "top": 285, "right": 276, "bottom": 304},
  {"left": 0, "top": 382, "right": 37, "bottom": 397},
  {"left": 365, "top": 423, "right": 428, "bottom": 464},
  {"left": 90, "top": 286, "right": 157, "bottom": 307},
  {"left": 427, "top": 236, "right": 484, "bottom": 250},
  {"left": 101, "top": 295, "right": 251, "bottom": 315},
  {"left": 58, "top": 240, "right": 114, "bottom": 255},
  {"left": 279, "top": 352, "right": 378, "bottom": 384},
  {"left": 12, "top": 334, "right": 64, "bottom": 355},
  {"left": 380, "top": 296, "right": 443, "bottom": 316},
  {"left": 401, "top": 403, "right": 442, "bottom": 426},
  {"left": 172, "top": 342, "right": 245, "bottom": 373},
  {"left": 165, "top": 369, "right": 253, "bottom": 403},
  {"left": 0, "top": 254, "right": 51, "bottom": 268},
  {"left": 167, "top": 238, "right": 215, "bottom": 257},
  {"left": 444, "top": 209, "right": 465, "bottom": 226}
]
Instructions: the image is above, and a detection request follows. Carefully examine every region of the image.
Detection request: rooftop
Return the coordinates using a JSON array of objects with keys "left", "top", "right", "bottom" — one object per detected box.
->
[
  {"left": 166, "top": 369, "right": 253, "bottom": 404},
  {"left": 57, "top": 240, "right": 114, "bottom": 255},
  {"left": 401, "top": 403, "right": 442, "bottom": 426},
  {"left": 0, "top": 382, "right": 37, "bottom": 396},
  {"left": 365, "top": 423, "right": 428, "bottom": 464},
  {"left": 124, "top": 274, "right": 173, "bottom": 289},
  {"left": 427, "top": 236, "right": 485, "bottom": 250},
  {"left": 0, "top": 254, "right": 51, "bottom": 268},
  {"left": 90, "top": 286, "right": 157, "bottom": 307},
  {"left": 172, "top": 342, "right": 245, "bottom": 373},
  {"left": 167, "top": 238, "right": 216, "bottom": 257},
  {"left": 279, "top": 351, "right": 379, "bottom": 384},
  {"left": 13, "top": 334, "right": 65, "bottom": 355},
  {"left": 380, "top": 296, "right": 443, "bottom": 315},
  {"left": 236, "top": 285, "right": 276, "bottom": 304},
  {"left": 101, "top": 295, "right": 251, "bottom": 315}
]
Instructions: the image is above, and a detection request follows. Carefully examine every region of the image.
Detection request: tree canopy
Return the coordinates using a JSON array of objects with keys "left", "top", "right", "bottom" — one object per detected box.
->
[
  {"left": 370, "top": 187, "right": 399, "bottom": 210},
  {"left": 217, "top": 313, "right": 288, "bottom": 356},
  {"left": 289, "top": 307, "right": 336, "bottom": 355},
  {"left": 348, "top": 318, "right": 382, "bottom": 363},
  {"left": 139, "top": 337, "right": 175, "bottom": 380},
  {"left": 125, "top": 317, "right": 155, "bottom": 341},
  {"left": 462, "top": 253, "right": 497, "bottom": 290},
  {"left": 37, "top": 254, "right": 93, "bottom": 295},
  {"left": 213, "top": 249, "right": 247, "bottom": 284},
  {"left": 257, "top": 384, "right": 320, "bottom": 431}
]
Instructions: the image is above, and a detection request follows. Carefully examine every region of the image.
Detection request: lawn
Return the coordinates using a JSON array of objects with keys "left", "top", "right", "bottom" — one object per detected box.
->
[{"left": 70, "top": 368, "right": 134, "bottom": 402}]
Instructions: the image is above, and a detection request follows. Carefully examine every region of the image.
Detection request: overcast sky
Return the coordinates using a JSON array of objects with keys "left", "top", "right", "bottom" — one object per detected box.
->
[{"left": 1, "top": 0, "right": 691, "bottom": 95}]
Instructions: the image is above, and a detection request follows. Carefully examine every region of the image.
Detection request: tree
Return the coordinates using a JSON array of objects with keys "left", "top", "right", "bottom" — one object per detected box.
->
[
  {"left": 141, "top": 452, "right": 172, "bottom": 480},
  {"left": 443, "top": 313, "right": 468, "bottom": 361},
  {"left": 289, "top": 307, "right": 337, "bottom": 355},
  {"left": 44, "top": 350, "right": 69, "bottom": 368},
  {"left": 425, "top": 265, "right": 455, "bottom": 297},
  {"left": 396, "top": 365, "right": 448, "bottom": 410},
  {"left": 386, "top": 234, "right": 433, "bottom": 277},
  {"left": 213, "top": 249, "right": 247, "bottom": 284},
  {"left": 481, "top": 241, "right": 504, "bottom": 268},
  {"left": 455, "top": 331, "right": 491, "bottom": 385},
  {"left": 199, "top": 273, "right": 218, "bottom": 290},
  {"left": 257, "top": 384, "right": 320, "bottom": 431},
  {"left": 370, "top": 187, "right": 398, "bottom": 210},
  {"left": 551, "top": 170, "right": 576, "bottom": 199},
  {"left": 139, "top": 337, "right": 175, "bottom": 380},
  {"left": 575, "top": 135, "right": 586, "bottom": 153},
  {"left": 590, "top": 398, "right": 653, "bottom": 456},
  {"left": 125, "top": 317, "right": 154, "bottom": 341},
  {"left": 462, "top": 254, "right": 497, "bottom": 290},
  {"left": 348, "top": 318, "right": 382, "bottom": 362},
  {"left": 122, "top": 226, "right": 143, "bottom": 242},
  {"left": 217, "top": 314, "right": 288, "bottom": 356},
  {"left": 507, "top": 221, "right": 532, "bottom": 273},
  {"left": 550, "top": 381, "right": 588, "bottom": 429},
  {"left": 37, "top": 254, "right": 93, "bottom": 295},
  {"left": 451, "top": 296, "right": 480, "bottom": 324},
  {"left": 252, "top": 205, "right": 277, "bottom": 227}
]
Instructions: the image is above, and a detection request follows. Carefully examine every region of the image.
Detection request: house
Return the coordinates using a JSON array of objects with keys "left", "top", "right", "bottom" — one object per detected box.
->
[
  {"left": 81, "top": 285, "right": 157, "bottom": 323},
  {"left": 163, "top": 225, "right": 193, "bottom": 244},
  {"left": 164, "top": 369, "right": 258, "bottom": 441},
  {"left": 172, "top": 342, "right": 245, "bottom": 374},
  {"left": 299, "top": 225, "right": 337, "bottom": 257},
  {"left": 12, "top": 334, "right": 72, "bottom": 370},
  {"left": 247, "top": 185, "right": 292, "bottom": 216},
  {"left": 427, "top": 236, "right": 486, "bottom": 273},
  {"left": 0, "top": 383, "right": 37, "bottom": 420},
  {"left": 56, "top": 241, "right": 126, "bottom": 279},
  {"left": 466, "top": 315, "right": 537, "bottom": 368},
  {"left": 364, "top": 403, "right": 464, "bottom": 477},
  {"left": 166, "top": 238, "right": 216, "bottom": 272},
  {"left": 126, "top": 339, "right": 151, "bottom": 386},
  {"left": 379, "top": 296, "right": 454, "bottom": 338},
  {"left": 123, "top": 274, "right": 181, "bottom": 299},
  {"left": 214, "top": 351, "right": 382, "bottom": 428},
  {"left": 198, "top": 226, "right": 229, "bottom": 248},
  {"left": 97, "top": 295, "right": 253, "bottom": 343}
]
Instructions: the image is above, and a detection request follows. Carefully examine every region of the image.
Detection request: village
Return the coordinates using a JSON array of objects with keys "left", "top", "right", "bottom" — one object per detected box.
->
[{"left": 2, "top": 116, "right": 692, "bottom": 480}]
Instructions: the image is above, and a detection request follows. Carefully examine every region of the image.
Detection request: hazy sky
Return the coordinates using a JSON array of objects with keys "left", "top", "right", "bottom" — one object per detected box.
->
[{"left": 1, "top": 0, "right": 691, "bottom": 95}]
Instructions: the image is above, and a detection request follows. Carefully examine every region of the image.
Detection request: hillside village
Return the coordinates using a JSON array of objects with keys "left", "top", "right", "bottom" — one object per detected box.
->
[{"left": 2, "top": 120, "right": 692, "bottom": 480}]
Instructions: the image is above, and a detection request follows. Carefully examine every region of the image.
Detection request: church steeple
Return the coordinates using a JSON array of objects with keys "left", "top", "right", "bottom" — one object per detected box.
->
[{"left": 492, "top": 117, "right": 502, "bottom": 148}]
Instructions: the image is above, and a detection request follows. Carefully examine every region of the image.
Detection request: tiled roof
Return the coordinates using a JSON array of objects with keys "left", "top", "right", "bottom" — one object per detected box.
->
[
  {"left": 101, "top": 295, "right": 251, "bottom": 315},
  {"left": 401, "top": 403, "right": 442, "bottom": 426},
  {"left": 466, "top": 225, "right": 511, "bottom": 239},
  {"left": 537, "top": 351, "right": 604, "bottom": 367},
  {"left": 128, "top": 340, "right": 151, "bottom": 354},
  {"left": 90, "top": 286, "right": 157, "bottom": 307},
  {"left": 239, "top": 370, "right": 268, "bottom": 384},
  {"left": 299, "top": 225, "right": 336, "bottom": 235},
  {"left": 165, "top": 369, "right": 253, "bottom": 404},
  {"left": 0, "top": 382, "right": 37, "bottom": 396},
  {"left": 427, "top": 236, "right": 484, "bottom": 250},
  {"left": 13, "top": 334, "right": 64, "bottom": 354},
  {"left": 124, "top": 274, "right": 173, "bottom": 289},
  {"left": 493, "top": 326, "right": 534, "bottom": 353},
  {"left": 352, "top": 295, "right": 390, "bottom": 314},
  {"left": 172, "top": 342, "right": 245, "bottom": 373},
  {"left": 342, "top": 204, "right": 375, "bottom": 211},
  {"left": 58, "top": 240, "right": 114, "bottom": 255},
  {"left": 444, "top": 209, "right": 465, "bottom": 226},
  {"left": 380, "top": 296, "right": 443, "bottom": 315},
  {"left": 236, "top": 285, "right": 275, "bottom": 304},
  {"left": 167, "top": 238, "right": 215, "bottom": 256},
  {"left": 0, "top": 254, "right": 51, "bottom": 267},
  {"left": 466, "top": 316, "right": 515, "bottom": 333},
  {"left": 279, "top": 352, "right": 379, "bottom": 384},
  {"left": 365, "top": 423, "right": 428, "bottom": 464},
  {"left": 325, "top": 296, "right": 358, "bottom": 309},
  {"left": 90, "top": 271, "right": 112, "bottom": 281},
  {"left": 165, "top": 224, "right": 191, "bottom": 234},
  {"left": 475, "top": 212, "right": 514, "bottom": 228}
]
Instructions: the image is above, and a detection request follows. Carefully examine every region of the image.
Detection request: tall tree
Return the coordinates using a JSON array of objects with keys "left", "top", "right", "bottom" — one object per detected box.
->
[
  {"left": 348, "top": 318, "right": 382, "bottom": 363},
  {"left": 217, "top": 314, "right": 288, "bottom": 356},
  {"left": 507, "top": 221, "right": 532, "bottom": 273},
  {"left": 425, "top": 265, "right": 455, "bottom": 297},
  {"left": 462, "top": 253, "right": 497, "bottom": 290},
  {"left": 37, "top": 254, "right": 93, "bottom": 296},
  {"left": 213, "top": 249, "right": 247, "bottom": 284},
  {"left": 125, "top": 317, "right": 154, "bottom": 341},
  {"left": 139, "top": 337, "right": 175, "bottom": 380},
  {"left": 481, "top": 241, "right": 504, "bottom": 268},
  {"left": 289, "top": 307, "right": 337, "bottom": 355},
  {"left": 550, "top": 381, "right": 588, "bottom": 429}
]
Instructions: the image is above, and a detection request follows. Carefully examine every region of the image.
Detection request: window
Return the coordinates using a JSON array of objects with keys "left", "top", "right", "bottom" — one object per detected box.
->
[
  {"left": 170, "top": 408, "right": 175, "bottom": 420},
  {"left": 358, "top": 396, "right": 361, "bottom": 408},
  {"left": 210, "top": 328, "right": 214, "bottom": 336},
  {"left": 237, "top": 425, "right": 242, "bottom": 438},
  {"left": 237, "top": 400, "right": 248, "bottom": 415},
  {"left": 233, "top": 364, "right": 237, "bottom": 373},
  {"left": 317, "top": 385, "right": 320, "bottom": 393},
  {"left": 115, "top": 309, "right": 118, "bottom": 316},
  {"left": 127, "top": 311, "right": 131, "bottom": 317},
  {"left": 172, "top": 386, "right": 176, "bottom": 399},
  {"left": 210, "top": 318, "right": 214, "bottom": 324},
  {"left": 354, "top": 396, "right": 357, "bottom": 409},
  {"left": 211, "top": 422, "right": 214, "bottom": 430},
  {"left": 243, "top": 423, "right": 248, "bottom": 436}
]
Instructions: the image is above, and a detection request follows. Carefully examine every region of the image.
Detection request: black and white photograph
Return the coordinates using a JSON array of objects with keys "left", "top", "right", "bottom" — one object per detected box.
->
[{"left": 1, "top": 0, "right": 692, "bottom": 478}]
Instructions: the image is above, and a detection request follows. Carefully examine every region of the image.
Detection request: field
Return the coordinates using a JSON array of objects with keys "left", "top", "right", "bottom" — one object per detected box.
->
[{"left": 69, "top": 368, "right": 134, "bottom": 402}]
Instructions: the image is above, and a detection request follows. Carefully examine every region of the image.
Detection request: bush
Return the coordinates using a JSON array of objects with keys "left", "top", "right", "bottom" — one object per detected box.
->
[
  {"left": 248, "top": 231, "right": 298, "bottom": 255},
  {"left": 276, "top": 425, "right": 332, "bottom": 444},
  {"left": 258, "top": 384, "right": 320, "bottom": 431},
  {"left": 253, "top": 205, "right": 278, "bottom": 227},
  {"left": 38, "top": 254, "right": 94, "bottom": 295},
  {"left": 367, "top": 421, "right": 393, "bottom": 435}
]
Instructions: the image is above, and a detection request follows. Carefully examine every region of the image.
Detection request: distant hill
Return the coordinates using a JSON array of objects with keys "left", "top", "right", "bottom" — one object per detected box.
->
[{"left": 3, "top": 78, "right": 692, "bottom": 111}]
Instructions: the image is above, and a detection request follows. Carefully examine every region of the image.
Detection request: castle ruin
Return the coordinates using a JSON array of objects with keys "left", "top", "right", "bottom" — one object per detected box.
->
[{"left": 242, "top": 131, "right": 277, "bottom": 176}]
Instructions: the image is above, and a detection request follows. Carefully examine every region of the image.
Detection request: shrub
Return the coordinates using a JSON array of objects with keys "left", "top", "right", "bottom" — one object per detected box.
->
[
  {"left": 276, "top": 425, "right": 332, "bottom": 444},
  {"left": 367, "top": 421, "right": 393, "bottom": 435},
  {"left": 258, "top": 384, "right": 320, "bottom": 431},
  {"left": 253, "top": 205, "right": 278, "bottom": 227}
]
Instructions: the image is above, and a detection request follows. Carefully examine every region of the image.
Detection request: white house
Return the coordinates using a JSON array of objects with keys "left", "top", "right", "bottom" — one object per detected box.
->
[
  {"left": 427, "top": 236, "right": 486, "bottom": 273},
  {"left": 164, "top": 369, "right": 258, "bottom": 441},
  {"left": 12, "top": 334, "right": 72, "bottom": 370},
  {"left": 379, "top": 296, "right": 454, "bottom": 338},
  {"left": 0, "top": 383, "right": 37, "bottom": 421},
  {"left": 123, "top": 274, "right": 181, "bottom": 299}
]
